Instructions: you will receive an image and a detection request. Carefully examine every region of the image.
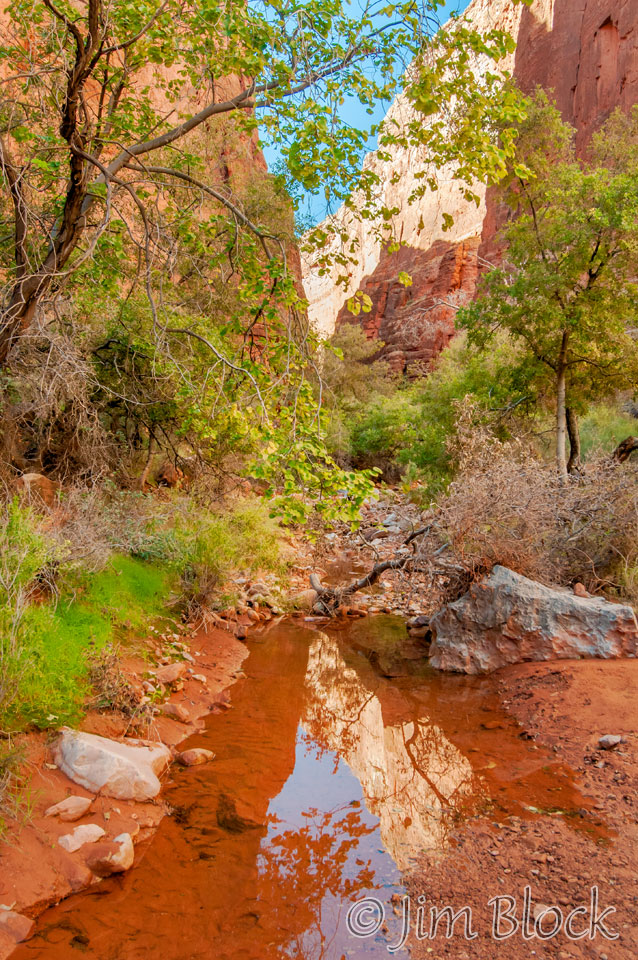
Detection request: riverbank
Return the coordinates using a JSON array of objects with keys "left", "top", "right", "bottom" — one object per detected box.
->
[
  {"left": 407, "top": 658, "right": 638, "bottom": 959},
  {"left": 0, "top": 621, "right": 248, "bottom": 958}
]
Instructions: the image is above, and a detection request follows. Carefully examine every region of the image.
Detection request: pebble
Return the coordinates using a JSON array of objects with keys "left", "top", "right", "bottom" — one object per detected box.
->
[
  {"left": 86, "top": 833, "right": 135, "bottom": 877},
  {"left": 598, "top": 735, "right": 623, "bottom": 750},
  {"left": 158, "top": 702, "right": 190, "bottom": 722},
  {"left": 155, "top": 662, "right": 187, "bottom": 685}
]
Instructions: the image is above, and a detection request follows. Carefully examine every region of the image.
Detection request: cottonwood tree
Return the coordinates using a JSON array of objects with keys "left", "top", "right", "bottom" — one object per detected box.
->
[
  {"left": 0, "top": 0, "right": 530, "bottom": 516},
  {"left": 460, "top": 95, "right": 638, "bottom": 479}
]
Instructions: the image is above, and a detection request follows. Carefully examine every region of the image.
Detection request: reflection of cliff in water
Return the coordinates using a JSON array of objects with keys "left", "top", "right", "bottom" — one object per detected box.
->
[{"left": 303, "top": 633, "right": 482, "bottom": 869}]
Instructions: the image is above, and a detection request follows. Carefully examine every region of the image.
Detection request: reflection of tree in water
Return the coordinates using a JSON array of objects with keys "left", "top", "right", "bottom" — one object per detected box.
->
[
  {"left": 256, "top": 802, "right": 378, "bottom": 960},
  {"left": 303, "top": 634, "right": 484, "bottom": 866}
]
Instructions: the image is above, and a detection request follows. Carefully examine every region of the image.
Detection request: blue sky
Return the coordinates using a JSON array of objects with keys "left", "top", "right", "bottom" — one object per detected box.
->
[{"left": 262, "top": 0, "right": 472, "bottom": 225}]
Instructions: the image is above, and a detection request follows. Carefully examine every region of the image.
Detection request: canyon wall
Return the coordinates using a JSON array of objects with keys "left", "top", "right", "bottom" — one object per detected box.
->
[{"left": 302, "top": 0, "right": 638, "bottom": 371}]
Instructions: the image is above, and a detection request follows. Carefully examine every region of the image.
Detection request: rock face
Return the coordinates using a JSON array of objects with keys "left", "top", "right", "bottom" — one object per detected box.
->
[
  {"left": 334, "top": 239, "right": 480, "bottom": 373},
  {"left": 429, "top": 566, "right": 638, "bottom": 675},
  {"left": 303, "top": 0, "right": 638, "bottom": 360},
  {"left": 54, "top": 728, "right": 171, "bottom": 801}
]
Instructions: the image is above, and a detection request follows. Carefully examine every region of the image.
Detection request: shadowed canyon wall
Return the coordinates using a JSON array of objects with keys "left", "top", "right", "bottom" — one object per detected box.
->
[{"left": 302, "top": 0, "right": 638, "bottom": 372}]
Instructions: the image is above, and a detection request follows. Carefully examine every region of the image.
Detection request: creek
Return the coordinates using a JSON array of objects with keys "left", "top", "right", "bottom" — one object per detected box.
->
[{"left": 15, "top": 616, "right": 602, "bottom": 959}]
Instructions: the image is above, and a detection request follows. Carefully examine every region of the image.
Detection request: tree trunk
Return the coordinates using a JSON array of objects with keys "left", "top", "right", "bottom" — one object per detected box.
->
[
  {"left": 556, "top": 367, "right": 568, "bottom": 480},
  {"left": 566, "top": 407, "right": 581, "bottom": 474},
  {"left": 556, "top": 332, "right": 569, "bottom": 481},
  {"left": 0, "top": 307, "right": 32, "bottom": 365}
]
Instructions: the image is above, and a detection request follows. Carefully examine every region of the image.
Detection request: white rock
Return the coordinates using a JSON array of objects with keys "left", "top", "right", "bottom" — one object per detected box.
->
[
  {"left": 598, "top": 735, "right": 623, "bottom": 751},
  {"left": 58, "top": 824, "right": 106, "bottom": 853},
  {"left": 45, "top": 795, "right": 92, "bottom": 822},
  {"left": 54, "top": 728, "right": 171, "bottom": 801}
]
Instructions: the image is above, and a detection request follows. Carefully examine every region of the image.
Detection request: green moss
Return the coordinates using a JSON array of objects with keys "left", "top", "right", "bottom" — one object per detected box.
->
[{"left": 1, "top": 495, "right": 287, "bottom": 733}]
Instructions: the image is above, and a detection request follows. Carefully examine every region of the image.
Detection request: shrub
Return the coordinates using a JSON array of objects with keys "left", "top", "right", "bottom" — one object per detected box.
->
[
  {"left": 428, "top": 403, "right": 638, "bottom": 602},
  {"left": 331, "top": 332, "right": 529, "bottom": 493},
  {"left": 173, "top": 497, "right": 287, "bottom": 612}
]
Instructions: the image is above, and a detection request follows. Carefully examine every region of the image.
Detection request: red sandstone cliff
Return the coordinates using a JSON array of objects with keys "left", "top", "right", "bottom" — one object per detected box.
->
[{"left": 304, "top": 0, "right": 638, "bottom": 373}]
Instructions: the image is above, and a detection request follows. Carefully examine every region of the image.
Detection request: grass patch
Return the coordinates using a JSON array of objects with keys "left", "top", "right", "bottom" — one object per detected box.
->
[
  {"left": 0, "top": 493, "right": 287, "bottom": 734},
  {"left": 5, "top": 556, "right": 175, "bottom": 732},
  {"left": 580, "top": 403, "right": 638, "bottom": 458}
]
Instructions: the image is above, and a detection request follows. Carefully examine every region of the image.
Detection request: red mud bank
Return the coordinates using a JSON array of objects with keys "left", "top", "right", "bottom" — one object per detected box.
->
[
  {"left": 407, "top": 658, "right": 638, "bottom": 959},
  {"left": 0, "top": 625, "right": 248, "bottom": 959}
]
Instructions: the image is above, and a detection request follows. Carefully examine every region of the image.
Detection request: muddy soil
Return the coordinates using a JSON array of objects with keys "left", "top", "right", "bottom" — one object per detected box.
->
[{"left": 407, "top": 659, "right": 638, "bottom": 959}]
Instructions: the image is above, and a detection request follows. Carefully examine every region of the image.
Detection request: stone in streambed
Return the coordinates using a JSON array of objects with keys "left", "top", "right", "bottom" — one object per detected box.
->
[
  {"left": 58, "top": 823, "right": 106, "bottom": 853},
  {"left": 429, "top": 565, "right": 638, "bottom": 675},
  {"left": 45, "top": 795, "right": 93, "bottom": 822},
  {"left": 54, "top": 728, "right": 171, "bottom": 801},
  {"left": 86, "top": 833, "right": 135, "bottom": 877},
  {"left": 154, "top": 662, "right": 187, "bottom": 685},
  {"left": 158, "top": 701, "right": 190, "bottom": 723},
  {"left": 0, "top": 910, "right": 34, "bottom": 944},
  {"left": 291, "top": 589, "right": 318, "bottom": 611},
  {"left": 406, "top": 615, "right": 431, "bottom": 640},
  {"left": 177, "top": 748, "right": 215, "bottom": 766}
]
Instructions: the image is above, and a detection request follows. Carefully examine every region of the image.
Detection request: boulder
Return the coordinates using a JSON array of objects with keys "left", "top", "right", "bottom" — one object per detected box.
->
[
  {"left": 291, "top": 589, "right": 319, "bottom": 611},
  {"left": 429, "top": 566, "right": 638, "bottom": 675},
  {"left": 58, "top": 824, "right": 106, "bottom": 853},
  {"left": 45, "top": 795, "right": 92, "bottom": 822},
  {"left": 86, "top": 833, "right": 135, "bottom": 877},
  {"left": 54, "top": 728, "right": 171, "bottom": 801}
]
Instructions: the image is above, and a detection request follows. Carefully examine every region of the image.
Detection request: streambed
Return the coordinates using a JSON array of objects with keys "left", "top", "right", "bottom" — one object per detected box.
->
[{"left": 15, "top": 617, "right": 603, "bottom": 959}]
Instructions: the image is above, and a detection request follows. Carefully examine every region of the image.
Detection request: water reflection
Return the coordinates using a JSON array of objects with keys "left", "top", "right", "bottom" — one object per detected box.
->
[
  {"left": 257, "top": 734, "right": 401, "bottom": 959},
  {"left": 304, "top": 634, "right": 480, "bottom": 869}
]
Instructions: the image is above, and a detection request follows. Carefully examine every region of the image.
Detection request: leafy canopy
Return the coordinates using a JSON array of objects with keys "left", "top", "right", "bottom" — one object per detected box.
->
[
  {"left": 0, "top": 0, "right": 531, "bottom": 522},
  {"left": 460, "top": 95, "right": 638, "bottom": 460}
]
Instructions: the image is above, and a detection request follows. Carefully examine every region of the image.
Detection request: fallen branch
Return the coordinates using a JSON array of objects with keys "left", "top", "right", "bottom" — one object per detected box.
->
[
  {"left": 613, "top": 436, "right": 638, "bottom": 463},
  {"left": 309, "top": 524, "right": 439, "bottom": 615}
]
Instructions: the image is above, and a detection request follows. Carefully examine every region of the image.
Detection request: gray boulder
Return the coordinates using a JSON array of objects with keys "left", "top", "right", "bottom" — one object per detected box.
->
[{"left": 429, "top": 565, "right": 638, "bottom": 675}]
